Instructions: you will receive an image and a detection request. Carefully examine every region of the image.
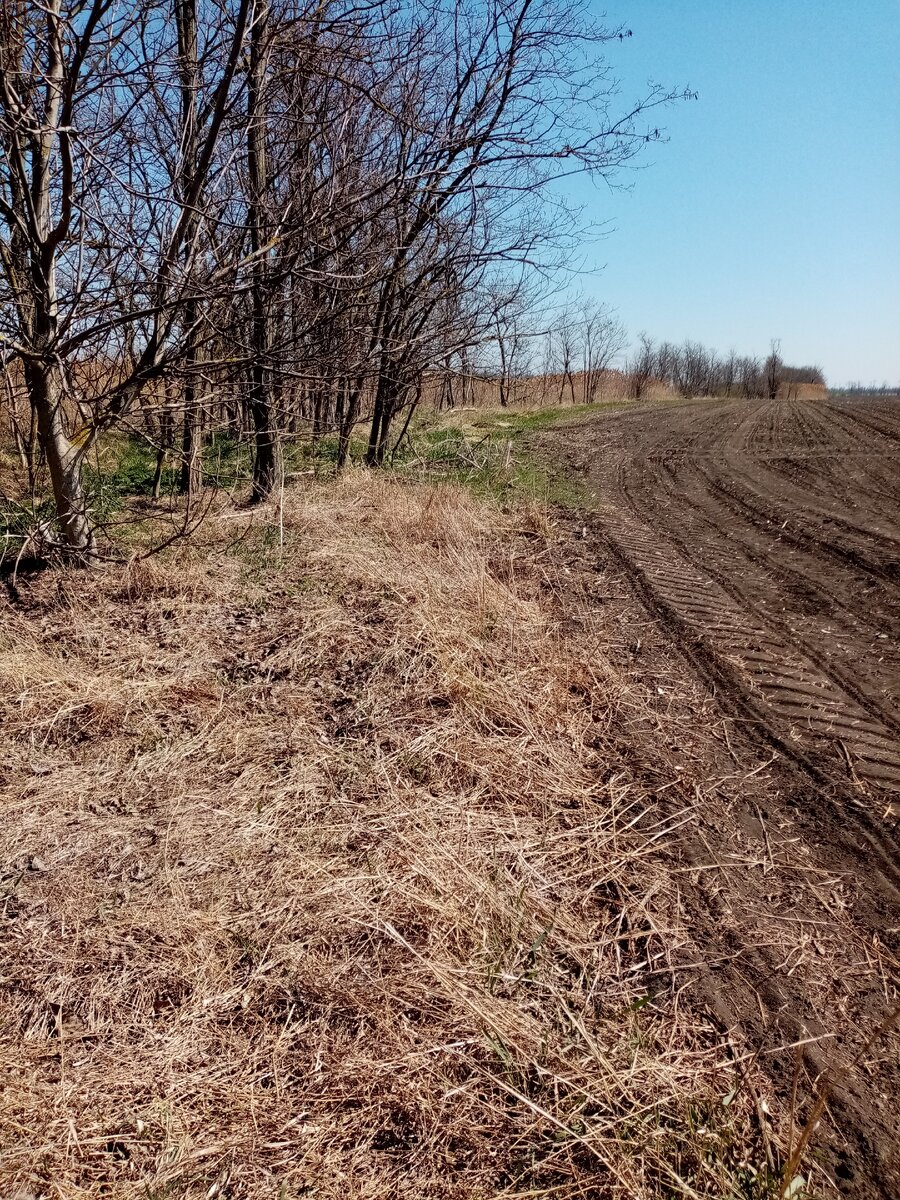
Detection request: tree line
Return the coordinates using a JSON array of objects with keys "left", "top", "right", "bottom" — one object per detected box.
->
[
  {"left": 477, "top": 312, "right": 826, "bottom": 407},
  {"left": 1, "top": 0, "right": 685, "bottom": 558},
  {"left": 626, "top": 335, "right": 825, "bottom": 401}
]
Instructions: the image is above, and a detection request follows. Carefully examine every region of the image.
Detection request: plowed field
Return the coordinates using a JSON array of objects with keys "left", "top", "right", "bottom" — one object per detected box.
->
[
  {"left": 551, "top": 395, "right": 899, "bottom": 821},
  {"left": 538, "top": 394, "right": 900, "bottom": 1196}
]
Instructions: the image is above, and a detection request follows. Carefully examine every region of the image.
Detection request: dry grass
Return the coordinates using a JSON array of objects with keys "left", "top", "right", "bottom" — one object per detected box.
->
[{"left": 1, "top": 474, "right": 767, "bottom": 1198}]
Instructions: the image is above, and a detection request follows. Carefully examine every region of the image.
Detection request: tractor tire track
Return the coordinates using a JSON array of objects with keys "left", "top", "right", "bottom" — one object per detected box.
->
[
  {"left": 578, "top": 396, "right": 900, "bottom": 802},
  {"left": 536, "top": 394, "right": 900, "bottom": 1197}
]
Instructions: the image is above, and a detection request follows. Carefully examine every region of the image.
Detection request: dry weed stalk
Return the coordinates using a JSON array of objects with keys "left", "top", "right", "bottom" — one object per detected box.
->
[{"left": 1, "top": 474, "right": 766, "bottom": 1198}]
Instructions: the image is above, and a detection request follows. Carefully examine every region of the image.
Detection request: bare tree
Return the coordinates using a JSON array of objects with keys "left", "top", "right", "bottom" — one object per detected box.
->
[
  {"left": 653, "top": 341, "right": 677, "bottom": 391},
  {"left": 0, "top": 0, "right": 97, "bottom": 555},
  {"left": 175, "top": 0, "right": 203, "bottom": 499},
  {"left": 550, "top": 310, "right": 579, "bottom": 405},
  {"left": 581, "top": 300, "right": 626, "bottom": 403},
  {"left": 627, "top": 333, "right": 655, "bottom": 400},
  {"left": 488, "top": 277, "right": 538, "bottom": 408},
  {"left": 245, "top": 0, "right": 280, "bottom": 500},
  {"left": 0, "top": 0, "right": 252, "bottom": 556},
  {"left": 766, "top": 338, "right": 782, "bottom": 400},
  {"left": 677, "top": 340, "right": 713, "bottom": 397},
  {"left": 348, "top": 0, "right": 683, "bottom": 460}
]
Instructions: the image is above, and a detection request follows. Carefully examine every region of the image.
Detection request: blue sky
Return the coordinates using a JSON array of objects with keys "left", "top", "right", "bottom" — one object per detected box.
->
[{"left": 571, "top": 1, "right": 900, "bottom": 386}]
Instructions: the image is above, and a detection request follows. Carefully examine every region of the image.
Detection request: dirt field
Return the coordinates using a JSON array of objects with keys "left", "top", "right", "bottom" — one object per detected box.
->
[{"left": 537, "top": 393, "right": 900, "bottom": 1197}]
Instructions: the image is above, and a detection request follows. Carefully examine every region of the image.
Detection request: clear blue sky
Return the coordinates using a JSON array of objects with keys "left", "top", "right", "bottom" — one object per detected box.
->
[{"left": 573, "top": 1, "right": 900, "bottom": 387}]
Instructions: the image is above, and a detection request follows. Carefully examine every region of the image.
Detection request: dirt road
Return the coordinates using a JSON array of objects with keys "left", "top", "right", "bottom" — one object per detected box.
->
[{"left": 537, "top": 394, "right": 900, "bottom": 1196}]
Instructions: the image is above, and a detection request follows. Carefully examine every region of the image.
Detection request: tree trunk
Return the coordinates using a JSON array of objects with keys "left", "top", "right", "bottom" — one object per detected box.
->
[
  {"left": 151, "top": 448, "right": 166, "bottom": 501},
  {"left": 25, "top": 360, "right": 95, "bottom": 558},
  {"left": 175, "top": 0, "right": 203, "bottom": 500},
  {"left": 337, "top": 382, "right": 362, "bottom": 469},
  {"left": 250, "top": 395, "right": 280, "bottom": 499},
  {"left": 366, "top": 373, "right": 392, "bottom": 466},
  {"left": 496, "top": 330, "right": 509, "bottom": 407},
  {"left": 8, "top": 1, "right": 94, "bottom": 557},
  {"left": 247, "top": 0, "right": 281, "bottom": 502},
  {"left": 179, "top": 359, "right": 203, "bottom": 497},
  {"left": 152, "top": 403, "right": 173, "bottom": 500}
]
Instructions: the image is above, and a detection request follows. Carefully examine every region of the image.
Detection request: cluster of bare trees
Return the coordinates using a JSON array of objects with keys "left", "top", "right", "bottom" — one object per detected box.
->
[
  {"left": 0, "top": 0, "right": 683, "bottom": 557},
  {"left": 479, "top": 314, "right": 826, "bottom": 408},
  {"left": 838, "top": 382, "right": 899, "bottom": 396},
  {"left": 542, "top": 299, "right": 627, "bottom": 405},
  {"left": 474, "top": 294, "right": 627, "bottom": 408},
  {"left": 627, "top": 335, "right": 825, "bottom": 401}
]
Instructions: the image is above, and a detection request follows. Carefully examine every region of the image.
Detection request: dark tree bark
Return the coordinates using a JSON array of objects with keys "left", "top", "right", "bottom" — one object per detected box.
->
[
  {"left": 247, "top": 0, "right": 281, "bottom": 502},
  {"left": 175, "top": 0, "right": 203, "bottom": 498}
]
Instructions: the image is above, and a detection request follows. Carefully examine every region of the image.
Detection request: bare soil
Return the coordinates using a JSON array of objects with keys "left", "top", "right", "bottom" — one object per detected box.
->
[{"left": 534, "top": 394, "right": 900, "bottom": 1198}]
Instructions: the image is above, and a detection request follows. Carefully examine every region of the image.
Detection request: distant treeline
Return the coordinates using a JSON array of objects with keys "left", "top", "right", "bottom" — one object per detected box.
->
[
  {"left": 476, "top": 302, "right": 827, "bottom": 408},
  {"left": 626, "top": 335, "right": 825, "bottom": 401},
  {"left": 831, "top": 384, "right": 899, "bottom": 397}
]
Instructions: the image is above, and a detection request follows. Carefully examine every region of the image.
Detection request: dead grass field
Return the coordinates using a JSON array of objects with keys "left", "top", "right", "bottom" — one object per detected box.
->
[{"left": 2, "top": 474, "right": 791, "bottom": 1198}]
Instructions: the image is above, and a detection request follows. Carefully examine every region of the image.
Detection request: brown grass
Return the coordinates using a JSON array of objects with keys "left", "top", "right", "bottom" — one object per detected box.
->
[{"left": 1, "top": 474, "right": 768, "bottom": 1198}]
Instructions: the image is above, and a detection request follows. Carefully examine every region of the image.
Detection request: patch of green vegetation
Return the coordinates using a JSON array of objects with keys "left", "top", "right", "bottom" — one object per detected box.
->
[
  {"left": 84, "top": 435, "right": 160, "bottom": 523},
  {"left": 468, "top": 398, "right": 625, "bottom": 436},
  {"left": 390, "top": 403, "right": 608, "bottom": 508},
  {"left": 201, "top": 430, "right": 254, "bottom": 489},
  {"left": 0, "top": 493, "right": 58, "bottom": 548},
  {"left": 84, "top": 430, "right": 257, "bottom": 524},
  {"left": 34, "top": 399, "right": 607, "bottom": 545},
  {"left": 283, "top": 432, "right": 368, "bottom": 471},
  {"left": 286, "top": 435, "right": 337, "bottom": 468}
]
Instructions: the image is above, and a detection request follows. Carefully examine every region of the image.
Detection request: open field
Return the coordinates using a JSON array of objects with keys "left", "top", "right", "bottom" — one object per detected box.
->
[
  {"left": 537, "top": 395, "right": 900, "bottom": 805},
  {"left": 1, "top": 395, "right": 898, "bottom": 1199},
  {"left": 536, "top": 393, "right": 900, "bottom": 1197}
]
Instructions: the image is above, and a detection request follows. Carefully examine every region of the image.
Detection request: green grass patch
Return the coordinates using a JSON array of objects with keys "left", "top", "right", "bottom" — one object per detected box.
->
[
  {"left": 466, "top": 398, "right": 625, "bottom": 435},
  {"left": 389, "top": 401, "right": 615, "bottom": 507},
  {"left": 4, "top": 398, "right": 606, "bottom": 554}
]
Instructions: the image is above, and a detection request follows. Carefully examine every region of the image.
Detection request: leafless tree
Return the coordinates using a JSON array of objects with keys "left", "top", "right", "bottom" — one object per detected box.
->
[
  {"left": 174, "top": 0, "right": 203, "bottom": 498},
  {"left": 245, "top": 0, "right": 280, "bottom": 500},
  {"left": 550, "top": 310, "right": 579, "bottom": 405},
  {"left": 488, "top": 277, "right": 539, "bottom": 408},
  {"left": 653, "top": 341, "right": 677, "bottom": 390},
  {"left": 576, "top": 299, "right": 625, "bottom": 403},
  {"left": 627, "top": 333, "right": 655, "bottom": 400},
  {"left": 0, "top": 0, "right": 253, "bottom": 556},
  {"left": 738, "top": 355, "right": 762, "bottom": 398},
  {"left": 766, "top": 338, "right": 782, "bottom": 400},
  {"left": 677, "top": 340, "right": 713, "bottom": 397},
  {"left": 719, "top": 349, "right": 737, "bottom": 397}
]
